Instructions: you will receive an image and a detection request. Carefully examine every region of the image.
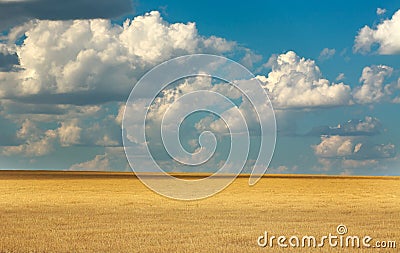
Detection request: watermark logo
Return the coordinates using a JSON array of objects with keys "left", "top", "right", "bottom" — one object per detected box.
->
[
  {"left": 122, "top": 54, "right": 276, "bottom": 200},
  {"left": 257, "top": 224, "right": 396, "bottom": 249},
  {"left": 336, "top": 224, "right": 348, "bottom": 235}
]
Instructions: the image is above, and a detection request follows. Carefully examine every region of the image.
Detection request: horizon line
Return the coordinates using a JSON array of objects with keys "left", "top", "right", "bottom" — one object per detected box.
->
[{"left": 0, "top": 170, "right": 399, "bottom": 180}]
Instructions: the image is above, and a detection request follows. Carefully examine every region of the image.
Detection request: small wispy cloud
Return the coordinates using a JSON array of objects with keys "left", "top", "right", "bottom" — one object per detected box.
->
[
  {"left": 336, "top": 73, "right": 345, "bottom": 81},
  {"left": 376, "top": 8, "right": 387, "bottom": 15},
  {"left": 318, "top": 48, "right": 336, "bottom": 61}
]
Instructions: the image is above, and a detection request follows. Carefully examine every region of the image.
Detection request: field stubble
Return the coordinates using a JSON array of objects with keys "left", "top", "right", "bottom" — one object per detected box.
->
[{"left": 0, "top": 171, "right": 399, "bottom": 252}]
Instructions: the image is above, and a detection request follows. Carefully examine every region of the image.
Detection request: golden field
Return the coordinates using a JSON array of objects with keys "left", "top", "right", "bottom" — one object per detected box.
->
[{"left": 0, "top": 171, "right": 399, "bottom": 252}]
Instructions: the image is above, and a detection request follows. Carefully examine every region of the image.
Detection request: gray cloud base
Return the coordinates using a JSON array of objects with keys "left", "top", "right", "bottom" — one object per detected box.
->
[{"left": 0, "top": 0, "right": 133, "bottom": 31}]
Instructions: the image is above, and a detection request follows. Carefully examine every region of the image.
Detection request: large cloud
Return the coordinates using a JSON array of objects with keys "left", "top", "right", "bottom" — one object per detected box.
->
[
  {"left": 0, "top": 0, "right": 133, "bottom": 31},
  {"left": 256, "top": 52, "right": 400, "bottom": 109},
  {"left": 0, "top": 11, "right": 236, "bottom": 105},
  {"left": 354, "top": 9, "right": 400, "bottom": 54},
  {"left": 256, "top": 51, "right": 352, "bottom": 109}
]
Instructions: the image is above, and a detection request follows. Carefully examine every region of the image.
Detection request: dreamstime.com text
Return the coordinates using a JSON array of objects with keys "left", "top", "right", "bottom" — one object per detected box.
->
[{"left": 257, "top": 225, "right": 396, "bottom": 249}]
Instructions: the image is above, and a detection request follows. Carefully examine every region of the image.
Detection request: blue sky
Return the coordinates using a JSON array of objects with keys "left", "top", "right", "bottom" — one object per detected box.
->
[
  {"left": 134, "top": 1, "right": 400, "bottom": 80},
  {"left": 0, "top": 0, "right": 399, "bottom": 175}
]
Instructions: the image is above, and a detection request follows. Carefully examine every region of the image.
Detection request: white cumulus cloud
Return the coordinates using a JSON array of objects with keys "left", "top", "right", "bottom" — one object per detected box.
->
[
  {"left": 354, "top": 9, "right": 400, "bottom": 54},
  {"left": 313, "top": 135, "right": 395, "bottom": 160},
  {"left": 2, "top": 119, "right": 57, "bottom": 157},
  {"left": 353, "top": 65, "right": 394, "bottom": 104},
  {"left": 0, "top": 11, "right": 236, "bottom": 104},
  {"left": 256, "top": 51, "right": 352, "bottom": 109}
]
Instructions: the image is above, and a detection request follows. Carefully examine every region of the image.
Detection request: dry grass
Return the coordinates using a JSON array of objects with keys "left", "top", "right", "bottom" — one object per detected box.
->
[{"left": 0, "top": 171, "right": 399, "bottom": 252}]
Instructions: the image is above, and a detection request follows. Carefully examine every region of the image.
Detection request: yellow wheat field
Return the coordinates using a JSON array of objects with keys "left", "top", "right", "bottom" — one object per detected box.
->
[{"left": 0, "top": 171, "right": 399, "bottom": 252}]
